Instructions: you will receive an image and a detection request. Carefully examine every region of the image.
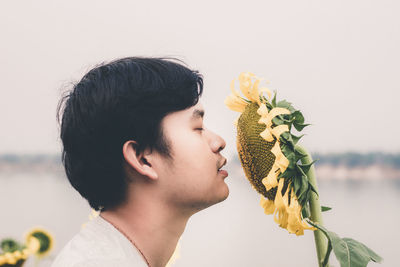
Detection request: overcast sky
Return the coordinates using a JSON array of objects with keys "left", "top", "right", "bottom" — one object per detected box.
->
[{"left": 1, "top": 0, "right": 399, "bottom": 157}]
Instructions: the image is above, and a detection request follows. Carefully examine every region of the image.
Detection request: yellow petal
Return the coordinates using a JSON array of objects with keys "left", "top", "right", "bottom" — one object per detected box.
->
[
  {"left": 262, "top": 165, "right": 280, "bottom": 190},
  {"left": 251, "top": 78, "right": 262, "bottom": 105},
  {"left": 230, "top": 79, "right": 242, "bottom": 97},
  {"left": 260, "top": 127, "right": 274, "bottom": 142},
  {"left": 256, "top": 103, "right": 269, "bottom": 117},
  {"left": 273, "top": 178, "right": 286, "bottom": 211},
  {"left": 233, "top": 117, "right": 239, "bottom": 127},
  {"left": 271, "top": 142, "right": 289, "bottom": 173},
  {"left": 275, "top": 210, "right": 289, "bottom": 229},
  {"left": 238, "top": 72, "right": 253, "bottom": 100},
  {"left": 224, "top": 94, "right": 247, "bottom": 113},
  {"left": 282, "top": 182, "right": 290, "bottom": 209},
  {"left": 259, "top": 87, "right": 272, "bottom": 100},
  {"left": 271, "top": 124, "right": 289, "bottom": 140},
  {"left": 260, "top": 196, "right": 275, "bottom": 215},
  {"left": 268, "top": 107, "right": 291, "bottom": 118},
  {"left": 258, "top": 116, "right": 268, "bottom": 125},
  {"left": 263, "top": 107, "right": 291, "bottom": 128},
  {"left": 274, "top": 179, "right": 291, "bottom": 228},
  {"left": 225, "top": 79, "right": 249, "bottom": 112},
  {"left": 286, "top": 188, "right": 316, "bottom": 235},
  {"left": 238, "top": 72, "right": 259, "bottom": 103},
  {"left": 287, "top": 205, "right": 302, "bottom": 234}
]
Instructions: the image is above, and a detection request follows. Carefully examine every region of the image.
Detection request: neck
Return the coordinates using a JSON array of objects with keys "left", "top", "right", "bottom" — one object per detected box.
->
[{"left": 100, "top": 192, "right": 191, "bottom": 267}]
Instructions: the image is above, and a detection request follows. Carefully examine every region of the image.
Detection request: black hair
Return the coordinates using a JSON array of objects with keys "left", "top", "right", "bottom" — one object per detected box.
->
[{"left": 56, "top": 57, "right": 203, "bottom": 211}]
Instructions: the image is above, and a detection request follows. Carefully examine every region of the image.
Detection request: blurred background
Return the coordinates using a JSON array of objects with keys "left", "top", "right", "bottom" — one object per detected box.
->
[{"left": 1, "top": 0, "right": 399, "bottom": 266}]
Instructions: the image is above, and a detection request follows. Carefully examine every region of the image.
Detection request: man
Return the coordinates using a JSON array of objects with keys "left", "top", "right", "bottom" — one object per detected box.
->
[{"left": 52, "top": 57, "right": 229, "bottom": 267}]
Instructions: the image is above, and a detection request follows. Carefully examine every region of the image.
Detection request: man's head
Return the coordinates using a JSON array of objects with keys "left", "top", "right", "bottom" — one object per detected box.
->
[{"left": 57, "top": 57, "right": 228, "bottom": 213}]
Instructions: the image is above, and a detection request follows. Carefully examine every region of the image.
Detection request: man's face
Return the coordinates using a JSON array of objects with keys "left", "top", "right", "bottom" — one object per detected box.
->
[{"left": 157, "top": 101, "right": 229, "bottom": 214}]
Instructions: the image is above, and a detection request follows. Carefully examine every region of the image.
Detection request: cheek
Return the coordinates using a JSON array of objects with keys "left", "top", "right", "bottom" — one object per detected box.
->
[{"left": 172, "top": 132, "right": 213, "bottom": 174}]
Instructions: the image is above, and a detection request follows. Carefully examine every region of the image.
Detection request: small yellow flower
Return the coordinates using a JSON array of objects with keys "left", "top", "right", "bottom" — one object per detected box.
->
[{"left": 25, "top": 227, "right": 54, "bottom": 258}]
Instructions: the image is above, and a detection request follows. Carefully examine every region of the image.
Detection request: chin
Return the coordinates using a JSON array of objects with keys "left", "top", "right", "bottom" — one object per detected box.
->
[
  {"left": 220, "top": 183, "right": 230, "bottom": 201},
  {"left": 189, "top": 183, "right": 230, "bottom": 213},
  {"left": 211, "top": 183, "right": 230, "bottom": 206}
]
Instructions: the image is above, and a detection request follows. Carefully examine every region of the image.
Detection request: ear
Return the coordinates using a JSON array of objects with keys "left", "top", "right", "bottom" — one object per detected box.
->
[{"left": 122, "top": 140, "right": 158, "bottom": 180}]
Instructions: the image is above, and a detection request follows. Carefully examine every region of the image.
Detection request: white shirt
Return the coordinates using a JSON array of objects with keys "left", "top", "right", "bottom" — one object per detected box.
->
[{"left": 51, "top": 215, "right": 148, "bottom": 267}]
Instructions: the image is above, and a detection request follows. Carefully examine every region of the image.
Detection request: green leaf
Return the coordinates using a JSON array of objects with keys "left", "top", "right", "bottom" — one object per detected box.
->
[
  {"left": 276, "top": 99, "right": 290, "bottom": 108},
  {"left": 278, "top": 114, "right": 296, "bottom": 123},
  {"left": 331, "top": 235, "right": 383, "bottom": 267},
  {"left": 296, "top": 163, "right": 307, "bottom": 177},
  {"left": 292, "top": 174, "right": 302, "bottom": 195},
  {"left": 264, "top": 100, "right": 273, "bottom": 110},
  {"left": 286, "top": 152, "right": 297, "bottom": 169},
  {"left": 271, "top": 90, "right": 277, "bottom": 107},
  {"left": 280, "top": 131, "right": 291, "bottom": 142},
  {"left": 309, "top": 181, "right": 319, "bottom": 197},
  {"left": 279, "top": 168, "right": 297, "bottom": 179},
  {"left": 322, "top": 237, "right": 333, "bottom": 267},
  {"left": 294, "top": 146, "right": 308, "bottom": 160},
  {"left": 280, "top": 132, "right": 295, "bottom": 150},
  {"left": 276, "top": 100, "right": 296, "bottom": 113},
  {"left": 294, "top": 122, "right": 311, "bottom": 131},
  {"left": 296, "top": 174, "right": 309, "bottom": 201},
  {"left": 272, "top": 116, "right": 284, "bottom": 126},
  {"left": 301, "top": 203, "right": 311, "bottom": 219},
  {"left": 291, "top": 134, "right": 304, "bottom": 145},
  {"left": 292, "top": 110, "right": 305, "bottom": 124},
  {"left": 280, "top": 143, "right": 293, "bottom": 160},
  {"left": 308, "top": 222, "right": 383, "bottom": 267},
  {"left": 298, "top": 160, "right": 317, "bottom": 175},
  {"left": 305, "top": 221, "right": 333, "bottom": 267},
  {"left": 321, "top": 206, "right": 332, "bottom": 212}
]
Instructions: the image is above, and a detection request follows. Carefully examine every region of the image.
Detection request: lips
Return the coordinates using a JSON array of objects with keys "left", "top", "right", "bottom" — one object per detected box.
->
[
  {"left": 217, "top": 158, "right": 227, "bottom": 171},
  {"left": 217, "top": 158, "right": 228, "bottom": 177},
  {"left": 218, "top": 169, "right": 229, "bottom": 177}
]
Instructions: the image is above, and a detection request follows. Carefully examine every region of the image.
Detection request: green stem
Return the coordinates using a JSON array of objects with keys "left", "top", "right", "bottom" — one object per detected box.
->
[{"left": 296, "top": 145, "right": 329, "bottom": 267}]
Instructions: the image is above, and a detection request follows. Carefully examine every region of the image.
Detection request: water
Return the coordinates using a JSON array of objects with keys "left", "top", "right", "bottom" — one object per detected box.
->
[{"left": 1, "top": 166, "right": 399, "bottom": 267}]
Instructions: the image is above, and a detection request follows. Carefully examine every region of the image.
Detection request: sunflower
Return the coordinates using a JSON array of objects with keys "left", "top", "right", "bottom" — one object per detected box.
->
[
  {"left": 225, "top": 72, "right": 316, "bottom": 235},
  {"left": 25, "top": 228, "right": 54, "bottom": 258}
]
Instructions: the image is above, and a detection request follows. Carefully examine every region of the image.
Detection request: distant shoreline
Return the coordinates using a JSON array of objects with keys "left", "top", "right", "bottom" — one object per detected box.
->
[
  {"left": 1, "top": 153, "right": 400, "bottom": 180},
  {"left": 0, "top": 155, "right": 400, "bottom": 180}
]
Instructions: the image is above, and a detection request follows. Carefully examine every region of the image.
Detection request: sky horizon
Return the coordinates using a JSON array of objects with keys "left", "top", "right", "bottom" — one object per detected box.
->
[{"left": 1, "top": 0, "right": 399, "bottom": 156}]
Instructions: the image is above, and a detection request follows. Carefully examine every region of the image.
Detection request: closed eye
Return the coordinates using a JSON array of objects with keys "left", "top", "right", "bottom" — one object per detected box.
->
[{"left": 196, "top": 128, "right": 205, "bottom": 131}]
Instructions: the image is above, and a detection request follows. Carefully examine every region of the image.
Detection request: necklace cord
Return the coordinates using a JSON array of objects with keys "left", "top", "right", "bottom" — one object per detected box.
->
[{"left": 107, "top": 220, "right": 151, "bottom": 267}]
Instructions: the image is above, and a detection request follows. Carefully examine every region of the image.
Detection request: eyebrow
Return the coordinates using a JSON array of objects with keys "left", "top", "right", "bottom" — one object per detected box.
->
[{"left": 191, "top": 109, "right": 205, "bottom": 120}]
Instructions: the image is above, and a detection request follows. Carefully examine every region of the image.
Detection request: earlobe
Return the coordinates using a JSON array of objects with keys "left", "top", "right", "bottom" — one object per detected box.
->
[{"left": 122, "top": 141, "right": 159, "bottom": 180}]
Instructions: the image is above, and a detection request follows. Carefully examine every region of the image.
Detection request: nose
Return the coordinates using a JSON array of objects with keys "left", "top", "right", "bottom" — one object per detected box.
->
[{"left": 208, "top": 130, "right": 226, "bottom": 154}]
